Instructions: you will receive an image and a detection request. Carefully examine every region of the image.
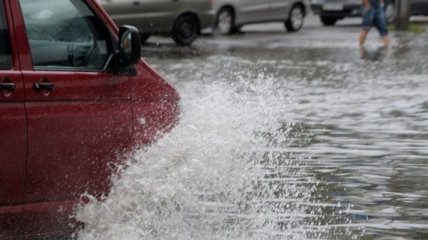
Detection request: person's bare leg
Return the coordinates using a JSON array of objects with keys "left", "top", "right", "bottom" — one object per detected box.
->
[
  {"left": 383, "top": 35, "right": 390, "bottom": 49},
  {"left": 359, "top": 45, "right": 367, "bottom": 59},
  {"left": 359, "top": 30, "right": 369, "bottom": 47}
]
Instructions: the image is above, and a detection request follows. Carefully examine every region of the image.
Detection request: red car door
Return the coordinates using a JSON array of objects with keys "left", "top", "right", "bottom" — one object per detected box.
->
[
  {"left": 0, "top": 0, "right": 26, "bottom": 236},
  {"left": 12, "top": 0, "right": 135, "bottom": 203},
  {"left": 0, "top": 0, "right": 25, "bottom": 206}
]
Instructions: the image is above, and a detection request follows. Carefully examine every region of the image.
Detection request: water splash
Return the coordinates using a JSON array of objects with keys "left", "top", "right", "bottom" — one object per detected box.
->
[{"left": 74, "top": 74, "right": 327, "bottom": 240}]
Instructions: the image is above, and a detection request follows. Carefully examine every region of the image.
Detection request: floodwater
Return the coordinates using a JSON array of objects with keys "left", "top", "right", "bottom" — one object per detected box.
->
[{"left": 75, "top": 21, "right": 428, "bottom": 240}]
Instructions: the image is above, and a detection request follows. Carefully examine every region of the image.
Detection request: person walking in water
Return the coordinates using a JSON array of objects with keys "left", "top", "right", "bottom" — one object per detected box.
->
[{"left": 359, "top": 0, "right": 390, "bottom": 49}]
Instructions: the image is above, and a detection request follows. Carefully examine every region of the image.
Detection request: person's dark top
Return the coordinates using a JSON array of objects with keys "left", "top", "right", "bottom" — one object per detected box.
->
[{"left": 369, "top": 0, "right": 381, "bottom": 9}]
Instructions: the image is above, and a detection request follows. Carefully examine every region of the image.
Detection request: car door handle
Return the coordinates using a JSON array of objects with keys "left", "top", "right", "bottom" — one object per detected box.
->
[
  {"left": 0, "top": 82, "right": 16, "bottom": 91},
  {"left": 33, "top": 82, "right": 55, "bottom": 91},
  {"left": 132, "top": 1, "right": 140, "bottom": 6}
]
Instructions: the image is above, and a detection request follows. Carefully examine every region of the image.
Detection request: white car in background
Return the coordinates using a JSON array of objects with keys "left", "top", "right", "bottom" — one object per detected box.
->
[{"left": 212, "top": 0, "right": 309, "bottom": 35}]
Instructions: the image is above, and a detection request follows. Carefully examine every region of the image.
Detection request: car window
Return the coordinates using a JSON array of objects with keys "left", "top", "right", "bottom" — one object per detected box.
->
[
  {"left": 19, "top": 0, "right": 110, "bottom": 71},
  {"left": 0, "top": 1, "right": 12, "bottom": 70}
]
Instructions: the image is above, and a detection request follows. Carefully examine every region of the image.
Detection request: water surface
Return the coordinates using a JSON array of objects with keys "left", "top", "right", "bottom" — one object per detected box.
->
[{"left": 76, "top": 25, "right": 428, "bottom": 240}]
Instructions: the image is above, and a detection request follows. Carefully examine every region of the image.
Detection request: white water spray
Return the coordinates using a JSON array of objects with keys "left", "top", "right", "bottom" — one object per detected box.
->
[{"left": 75, "top": 74, "right": 323, "bottom": 240}]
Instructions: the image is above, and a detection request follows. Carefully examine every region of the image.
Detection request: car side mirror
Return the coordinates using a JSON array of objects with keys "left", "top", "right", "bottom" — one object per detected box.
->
[{"left": 117, "top": 25, "right": 141, "bottom": 68}]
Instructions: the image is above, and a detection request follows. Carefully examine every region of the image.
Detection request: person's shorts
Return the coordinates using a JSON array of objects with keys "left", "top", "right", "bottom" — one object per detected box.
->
[{"left": 362, "top": 6, "right": 389, "bottom": 36}]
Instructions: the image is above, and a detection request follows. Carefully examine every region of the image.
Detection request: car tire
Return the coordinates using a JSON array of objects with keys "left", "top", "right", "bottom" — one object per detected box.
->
[
  {"left": 171, "top": 15, "right": 199, "bottom": 46},
  {"left": 285, "top": 4, "right": 304, "bottom": 32},
  {"left": 215, "top": 7, "right": 235, "bottom": 35},
  {"left": 320, "top": 16, "right": 338, "bottom": 26},
  {"left": 140, "top": 33, "right": 151, "bottom": 45},
  {"left": 384, "top": 0, "right": 396, "bottom": 23}
]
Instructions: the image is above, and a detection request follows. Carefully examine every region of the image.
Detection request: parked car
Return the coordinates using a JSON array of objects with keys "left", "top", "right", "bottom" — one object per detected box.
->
[
  {"left": 99, "top": 0, "right": 215, "bottom": 46},
  {"left": 383, "top": 0, "right": 428, "bottom": 23},
  {"left": 311, "top": 0, "right": 428, "bottom": 26},
  {"left": 212, "top": 0, "right": 309, "bottom": 35},
  {"left": 0, "top": 0, "right": 179, "bottom": 238}
]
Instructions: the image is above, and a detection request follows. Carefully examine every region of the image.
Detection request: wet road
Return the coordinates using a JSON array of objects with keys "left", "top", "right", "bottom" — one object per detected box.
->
[
  {"left": 76, "top": 15, "right": 428, "bottom": 240},
  {"left": 143, "top": 15, "right": 428, "bottom": 240}
]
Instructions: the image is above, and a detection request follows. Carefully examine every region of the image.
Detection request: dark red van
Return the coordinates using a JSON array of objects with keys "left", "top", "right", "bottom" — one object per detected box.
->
[{"left": 0, "top": 0, "right": 179, "bottom": 238}]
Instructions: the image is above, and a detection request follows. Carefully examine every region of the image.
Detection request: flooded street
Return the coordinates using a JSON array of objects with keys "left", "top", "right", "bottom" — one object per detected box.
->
[{"left": 76, "top": 16, "right": 428, "bottom": 240}]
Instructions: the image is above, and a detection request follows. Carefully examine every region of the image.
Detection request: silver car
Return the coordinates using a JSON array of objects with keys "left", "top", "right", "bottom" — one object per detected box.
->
[
  {"left": 99, "top": 0, "right": 215, "bottom": 45},
  {"left": 213, "top": 0, "right": 309, "bottom": 35}
]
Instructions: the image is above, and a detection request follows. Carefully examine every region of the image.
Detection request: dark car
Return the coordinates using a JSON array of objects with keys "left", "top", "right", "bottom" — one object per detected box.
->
[
  {"left": 99, "top": 0, "right": 215, "bottom": 46},
  {"left": 311, "top": 0, "right": 428, "bottom": 26},
  {"left": 0, "top": 0, "right": 179, "bottom": 238}
]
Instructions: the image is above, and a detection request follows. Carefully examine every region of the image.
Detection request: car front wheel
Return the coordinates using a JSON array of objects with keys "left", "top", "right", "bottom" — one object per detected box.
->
[
  {"left": 285, "top": 4, "right": 304, "bottom": 32},
  {"left": 215, "top": 8, "right": 235, "bottom": 35},
  {"left": 172, "top": 15, "right": 199, "bottom": 46}
]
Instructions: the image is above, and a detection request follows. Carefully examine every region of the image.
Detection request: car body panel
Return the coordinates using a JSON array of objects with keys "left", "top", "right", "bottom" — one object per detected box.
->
[
  {"left": 0, "top": 201, "right": 77, "bottom": 238},
  {"left": 269, "top": 0, "right": 294, "bottom": 21},
  {"left": 0, "top": 72, "right": 26, "bottom": 205},
  {"left": 130, "top": 60, "right": 180, "bottom": 145},
  {"left": 213, "top": 0, "right": 308, "bottom": 27},
  {"left": 23, "top": 71, "right": 134, "bottom": 202},
  {"left": 231, "top": 0, "right": 272, "bottom": 25},
  {"left": 0, "top": 101, "right": 26, "bottom": 204},
  {"left": 0, "top": 0, "right": 26, "bottom": 209},
  {"left": 12, "top": 0, "right": 135, "bottom": 204},
  {"left": 311, "top": 0, "right": 361, "bottom": 18}
]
